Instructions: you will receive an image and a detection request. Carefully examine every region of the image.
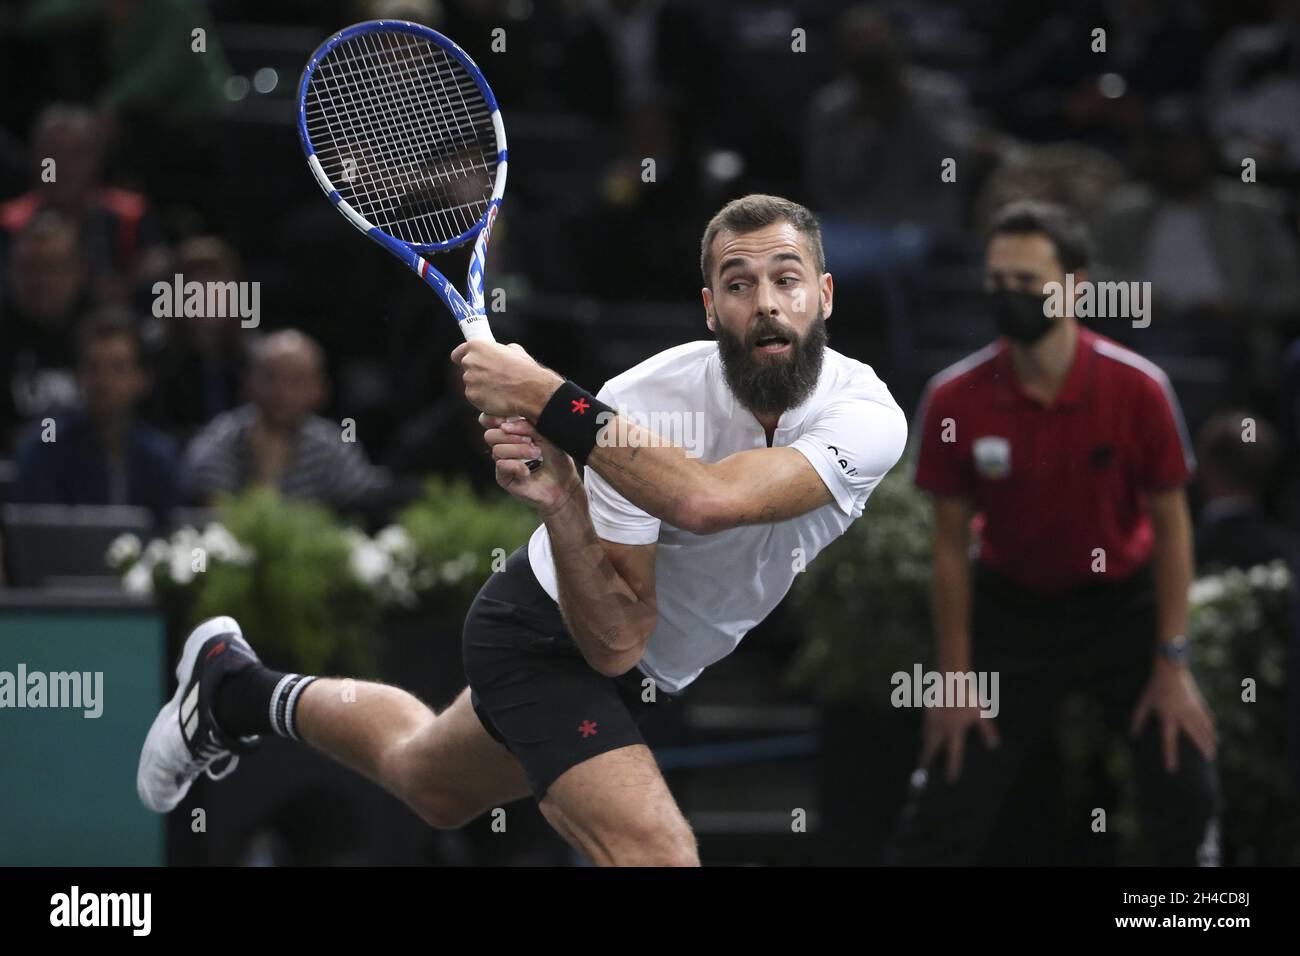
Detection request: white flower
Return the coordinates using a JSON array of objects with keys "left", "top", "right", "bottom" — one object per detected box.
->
[
  {"left": 349, "top": 538, "right": 392, "bottom": 586},
  {"left": 144, "top": 539, "right": 170, "bottom": 567},
  {"left": 1189, "top": 576, "right": 1226, "bottom": 607},
  {"left": 439, "top": 552, "right": 477, "bottom": 585},
  {"left": 375, "top": 525, "right": 415, "bottom": 560},
  {"left": 122, "top": 562, "right": 155, "bottom": 597},
  {"left": 168, "top": 546, "right": 196, "bottom": 586},
  {"left": 106, "top": 533, "right": 142, "bottom": 569},
  {"left": 171, "top": 525, "right": 199, "bottom": 558},
  {"left": 200, "top": 522, "right": 251, "bottom": 564}
]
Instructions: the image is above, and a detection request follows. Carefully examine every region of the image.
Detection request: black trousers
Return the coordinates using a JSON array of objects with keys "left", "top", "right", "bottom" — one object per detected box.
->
[{"left": 890, "top": 563, "right": 1221, "bottom": 866}]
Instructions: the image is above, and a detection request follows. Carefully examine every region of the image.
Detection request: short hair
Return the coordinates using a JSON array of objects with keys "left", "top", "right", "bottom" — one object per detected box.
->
[
  {"left": 1196, "top": 411, "right": 1279, "bottom": 497},
  {"left": 700, "top": 194, "right": 826, "bottom": 286},
  {"left": 75, "top": 307, "right": 146, "bottom": 367},
  {"left": 251, "top": 328, "right": 325, "bottom": 374},
  {"left": 987, "top": 200, "right": 1093, "bottom": 273},
  {"left": 33, "top": 103, "right": 98, "bottom": 142}
]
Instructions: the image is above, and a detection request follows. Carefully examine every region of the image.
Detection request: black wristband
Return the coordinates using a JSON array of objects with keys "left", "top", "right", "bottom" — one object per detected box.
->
[{"left": 535, "top": 380, "right": 613, "bottom": 467}]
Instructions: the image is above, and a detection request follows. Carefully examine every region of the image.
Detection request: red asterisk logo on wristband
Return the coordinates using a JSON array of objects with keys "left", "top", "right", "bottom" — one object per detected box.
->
[{"left": 571, "top": 397, "right": 590, "bottom": 415}]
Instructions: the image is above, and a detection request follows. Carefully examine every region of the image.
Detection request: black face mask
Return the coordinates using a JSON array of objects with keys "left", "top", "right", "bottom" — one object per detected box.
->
[{"left": 991, "top": 289, "right": 1054, "bottom": 345}]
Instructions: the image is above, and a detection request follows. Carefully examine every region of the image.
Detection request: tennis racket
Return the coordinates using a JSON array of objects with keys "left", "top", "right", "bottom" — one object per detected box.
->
[{"left": 297, "top": 19, "right": 540, "bottom": 467}]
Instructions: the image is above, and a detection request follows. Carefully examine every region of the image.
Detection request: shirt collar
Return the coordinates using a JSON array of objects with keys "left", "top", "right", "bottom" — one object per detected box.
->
[{"left": 993, "top": 325, "right": 1096, "bottom": 411}]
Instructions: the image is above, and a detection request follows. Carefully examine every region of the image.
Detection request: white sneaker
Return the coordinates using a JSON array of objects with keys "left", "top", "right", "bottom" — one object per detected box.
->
[{"left": 137, "top": 616, "right": 261, "bottom": 813}]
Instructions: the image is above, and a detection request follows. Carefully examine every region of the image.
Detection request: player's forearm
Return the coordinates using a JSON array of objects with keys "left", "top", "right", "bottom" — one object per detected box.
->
[
  {"left": 545, "top": 485, "right": 657, "bottom": 676},
  {"left": 586, "top": 437, "right": 720, "bottom": 533},
  {"left": 931, "top": 539, "right": 973, "bottom": 672},
  {"left": 1150, "top": 502, "right": 1193, "bottom": 647},
  {"left": 519, "top": 376, "right": 719, "bottom": 532}
]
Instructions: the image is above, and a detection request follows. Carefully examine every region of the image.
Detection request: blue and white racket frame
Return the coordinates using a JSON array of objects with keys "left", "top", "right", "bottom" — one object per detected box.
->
[{"left": 296, "top": 19, "right": 508, "bottom": 345}]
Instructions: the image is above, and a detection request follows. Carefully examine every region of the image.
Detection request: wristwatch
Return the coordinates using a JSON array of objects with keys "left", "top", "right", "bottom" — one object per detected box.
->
[{"left": 1156, "top": 634, "right": 1192, "bottom": 666}]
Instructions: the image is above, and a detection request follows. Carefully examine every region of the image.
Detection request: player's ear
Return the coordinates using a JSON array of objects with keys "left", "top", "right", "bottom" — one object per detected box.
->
[
  {"left": 820, "top": 272, "right": 833, "bottom": 321},
  {"left": 701, "top": 287, "right": 716, "bottom": 332}
]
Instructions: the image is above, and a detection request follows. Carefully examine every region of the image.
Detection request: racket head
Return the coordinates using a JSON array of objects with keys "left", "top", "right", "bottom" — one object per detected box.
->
[{"left": 296, "top": 20, "right": 507, "bottom": 254}]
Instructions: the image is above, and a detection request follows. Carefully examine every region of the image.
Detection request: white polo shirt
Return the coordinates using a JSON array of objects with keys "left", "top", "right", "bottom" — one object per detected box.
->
[{"left": 528, "top": 340, "right": 907, "bottom": 693}]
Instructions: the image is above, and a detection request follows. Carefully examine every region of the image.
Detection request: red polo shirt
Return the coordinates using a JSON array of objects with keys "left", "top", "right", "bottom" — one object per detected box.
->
[{"left": 913, "top": 327, "right": 1194, "bottom": 593}]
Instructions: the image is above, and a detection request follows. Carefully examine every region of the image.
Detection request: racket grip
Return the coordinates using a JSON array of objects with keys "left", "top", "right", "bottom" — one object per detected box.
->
[{"left": 460, "top": 323, "right": 541, "bottom": 471}]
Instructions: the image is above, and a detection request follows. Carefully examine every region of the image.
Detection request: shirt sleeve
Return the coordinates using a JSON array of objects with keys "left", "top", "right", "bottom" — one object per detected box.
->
[
  {"left": 330, "top": 440, "right": 392, "bottom": 506},
  {"left": 789, "top": 391, "right": 909, "bottom": 517},
  {"left": 912, "top": 381, "right": 972, "bottom": 498},
  {"left": 583, "top": 383, "right": 661, "bottom": 544},
  {"left": 1136, "top": 368, "right": 1195, "bottom": 491}
]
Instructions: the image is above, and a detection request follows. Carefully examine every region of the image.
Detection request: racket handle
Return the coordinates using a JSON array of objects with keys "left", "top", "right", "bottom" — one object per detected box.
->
[{"left": 459, "top": 318, "right": 543, "bottom": 472}]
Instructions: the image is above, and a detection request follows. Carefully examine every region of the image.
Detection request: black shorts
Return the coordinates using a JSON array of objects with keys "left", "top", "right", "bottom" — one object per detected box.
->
[{"left": 462, "top": 545, "right": 679, "bottom": 801}]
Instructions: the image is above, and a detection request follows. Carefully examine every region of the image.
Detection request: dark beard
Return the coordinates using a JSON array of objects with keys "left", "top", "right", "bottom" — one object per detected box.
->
[{"left": 715, "top": 309, "right": 828, "bottom": 416}]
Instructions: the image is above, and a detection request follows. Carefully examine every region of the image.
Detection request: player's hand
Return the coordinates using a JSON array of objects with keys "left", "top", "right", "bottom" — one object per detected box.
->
[
  {"left": 1130, "top": 661, "right": 1217, "bottom": 772},
  {"left": 918, "top": 704, "right": 1000, "bottom": 784},
  {"left": 480, "top": 413, "right": 581, "bottom": 514},
  {"left": 452, "top": 341, "right": 563, "bottom": 418}
]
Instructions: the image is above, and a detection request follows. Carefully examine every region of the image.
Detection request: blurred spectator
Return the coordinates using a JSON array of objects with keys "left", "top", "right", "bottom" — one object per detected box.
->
[
  {"left": 980, "top": 0, "right": 1212, "bottom": 145},
  {"left": 804, "top": 5, "right": 965, "bottom": 232},
  {"left": 0, "top": 104, "right": 169, "bottom": 298},
  {"left": 1206, "top": 0, "right": 1300, "bottom": 176},
  {"left": 181, "top": 329, "right": 390, "bottom": 509},
  {"left": 11, "top": 308, "right": 178, "bottom": 523},
  {"left": 144, "top": 236, "right": 251, "bottom": 440},
  {"left": 558, "top": 0, "right": 715, "bottom": 128},
  {"left": 1194, "top": 411, "right": 1290, "bottom": 570},
  {"left": 385, "top": 360, "right": 495, "bottom": 493},
  {"left": 24, "top": 0, "right": 229, "bottom": 124},
  {"left": 1092, "top": 100, "right": 1300, "bottom": 320},
  {"left": 0, "top": 209, "right": 93, "bottom": 453},
  {"left": 973, "top": 143, "right": 1128, "bottom": 232},
  {"left": 578, "top": 100, "right": 712, "bottom": 297}
]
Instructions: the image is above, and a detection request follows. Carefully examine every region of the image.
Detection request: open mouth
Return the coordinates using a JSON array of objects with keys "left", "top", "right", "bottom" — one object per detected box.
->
[{"left": 754, "top": 334, "right": 791, "bottom": 353}]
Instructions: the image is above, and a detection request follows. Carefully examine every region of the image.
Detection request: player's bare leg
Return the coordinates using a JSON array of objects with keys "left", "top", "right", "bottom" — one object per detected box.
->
[
  {"left": 296, "top": 681, "right": 532, "bottom": 828},
  {"left": 539, "top": 744, "right": 699, "bottom": 866}
]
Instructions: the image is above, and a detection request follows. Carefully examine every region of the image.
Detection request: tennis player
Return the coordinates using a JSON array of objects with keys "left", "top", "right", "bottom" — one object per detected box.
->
[{"left": 138, "top": 194, "right": 907, "bottom": 865}]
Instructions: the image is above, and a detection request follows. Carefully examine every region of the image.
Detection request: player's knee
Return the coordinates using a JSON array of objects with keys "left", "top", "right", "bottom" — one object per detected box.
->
[
  {"left": 402, "top": 769, "right": 483, "bottom": 829},
  {"left": 412, "top": 792, "right": 480, "bottom": 830},
  {"left": 612, "top": 822, "right": 699, "bottom": 867},
  {"left": 380, "top": 725, "right": 474, "bottom": 829}
]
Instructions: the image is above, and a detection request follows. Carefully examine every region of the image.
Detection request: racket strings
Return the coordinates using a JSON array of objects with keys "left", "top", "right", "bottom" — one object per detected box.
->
[
  {"left": 315, "top": 37, "right": 489, "bottom": 241},
  {"left": 316, "top": 37, "right": 489, "bottom": 239},
  {"left": 305, "top": 31, "right": 497, "bottom": 246}
]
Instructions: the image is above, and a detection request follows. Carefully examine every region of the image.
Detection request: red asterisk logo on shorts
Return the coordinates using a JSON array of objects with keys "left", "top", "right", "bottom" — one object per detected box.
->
[
  {"left": 578, "top": 720, "right": 598, "bottom": 738},
  {"left": 571, "top": 398, "right": 590, "bottom": 415}
]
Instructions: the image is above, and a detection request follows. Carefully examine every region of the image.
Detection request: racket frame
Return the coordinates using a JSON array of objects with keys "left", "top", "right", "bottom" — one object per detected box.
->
[{"left": 296, "top": 19, "right": 507, "bottom": 343}]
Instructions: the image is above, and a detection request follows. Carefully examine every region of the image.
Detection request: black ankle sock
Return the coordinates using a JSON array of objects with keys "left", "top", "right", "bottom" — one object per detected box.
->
[{"left": 214, "top": 665, "right": 318, "bottom": 741}]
